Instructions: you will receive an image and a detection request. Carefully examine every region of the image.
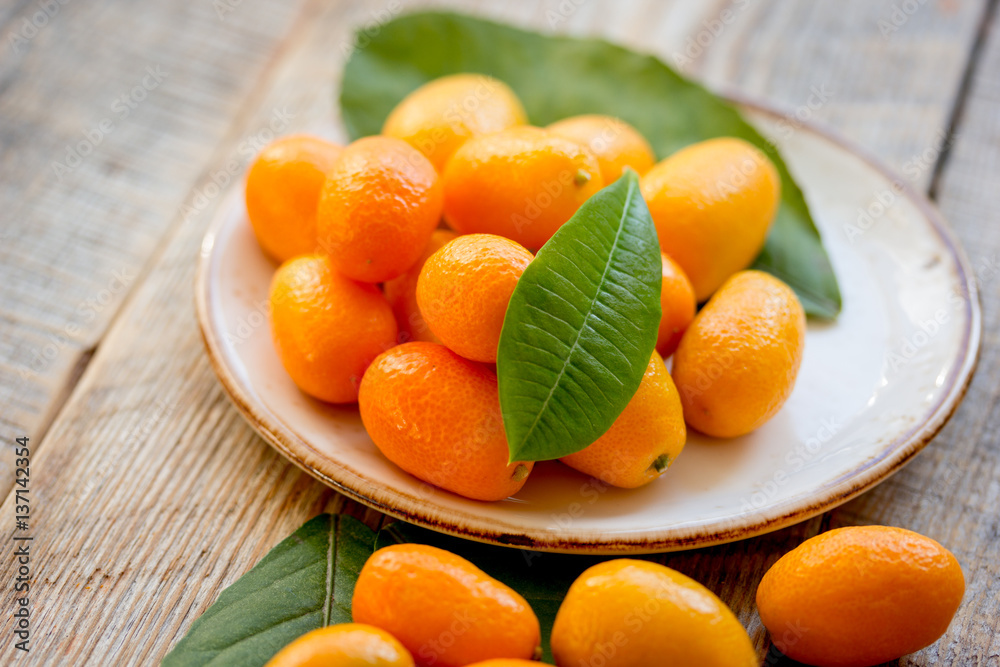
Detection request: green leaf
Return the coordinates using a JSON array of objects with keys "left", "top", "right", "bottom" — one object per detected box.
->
[
  {"left": 377, "top": 521, "right": 605, "bottom": 664},
  {"left": 497, "top": 170, "right": 661, "bottom": 462},
  {"left": 162, "top": 514, "right": 375, "bottom": 667},
  {"left": 339, "top": 10, "right": 841, "bottom": 318}
]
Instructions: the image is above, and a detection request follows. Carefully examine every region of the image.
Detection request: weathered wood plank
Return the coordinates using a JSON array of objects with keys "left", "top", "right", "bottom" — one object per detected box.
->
[
  {"left": 0, "top": 0, "right": 994, "bottom": 665},
  {"left": 0, "top": 0, "right": 309, "bottom": 495},
  {"left": 0, "top": 0, "right": 398, "bottom": 663}
]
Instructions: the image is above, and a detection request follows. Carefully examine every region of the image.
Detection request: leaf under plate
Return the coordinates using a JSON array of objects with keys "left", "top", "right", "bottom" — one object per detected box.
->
[{"left": 339, "top": 10, "right": 841, "bottom": 318}]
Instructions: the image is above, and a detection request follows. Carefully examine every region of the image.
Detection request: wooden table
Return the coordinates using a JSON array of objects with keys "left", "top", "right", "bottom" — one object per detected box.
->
[{"left": 1, "top": 1, "right": 997, "bottom": 664}]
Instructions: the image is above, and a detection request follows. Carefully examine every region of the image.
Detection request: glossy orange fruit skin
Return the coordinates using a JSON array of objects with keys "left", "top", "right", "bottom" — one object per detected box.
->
[
  {"left": 383, "top": 73, "right": 527, "bottom": 173},
  {"left": 672, "top": 270, "right": 805, "bottom": 438},
  {"left": 656, "top": 253, "right": 697, "bottom": 358},
  {"left": 559, "top": 351, "right": 686, "bottom": 488},
  {"left": 547, "top": 114, "right": 656, "bottom": 183},
  {"left": 384, "top": 229, "right": 458, "bottom": 344},
  {"left": 416, "top": 234, "right": 533, "bottom": 363},
  {"left": 358, "top": 342, "right": 533, "bottom": 501},
  {"left": 264, "top": 623, "right": 414, "bottom": 667},
  {"left": 269, "top": 254, "right": 397, "bottom": 404},
  {"left": 245, "top": 134, "right": 342, "bottom": 262},
  {"left": 641, "top": 137, "right": 780, "bottom": 301},
  {"left": 317, "top": 136, "right": 443, "bottom": 283},
  {"left": 442, "top": 126, "right": 604, "bottom": 249},
  {"left": 464, "top": 661, "right": 541, "bottom": 667},
  {"left": 352, "top": 544, "right": 541, "bottom": 667},
  {"left": 551, "top": 559, "right": 756, "bottom": 667},
  {"left": 757, "top": 526, "right": 965, "bottom": 667}
]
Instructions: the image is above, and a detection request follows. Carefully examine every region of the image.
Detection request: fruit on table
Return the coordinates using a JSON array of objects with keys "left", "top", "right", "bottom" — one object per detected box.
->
[
  {"left": 352, "top": 544, "right": 542, "bottom": 667},
  {"left": 672, "top": 270, "right": 805, "bottom": 438},
  {"left": 358, "top": 342, "right": 533, "bottom": 501},
  {"left": 756, "top": 526, "right": 965, "bottom": 667},
  {"left": 382, "top": 73, "right": 527, "bottom": 173},
  {"left": 416, "top": 233, "right": 533, "bottom": 363},
  {"left": 317, "top": 135, "right": 443, "bottom": 283},
  {"left": 641, "top": 137, "right": 780, "bottom": 301},
  {"left": 547, "top": 114, "right": 656, "bottom": 183},
  {"left": 442, "top": 126, "right": 604, "bottom": 249},
  {"left": 269, "top": 254, "right": 397, "bottom": 404},
  {"left": 245, "top": 134, "right": 342, "bottom": 262},
  {"left": 384, "top": 229, "right": 458, "bottom": 344},
  {"left": 559, "top": 351, "right": 686, "bottom": 488},
  {"left": 264, "top": 623, "right": 414, "bottom": 667},
  {"left": 551, "top": 559, "right": 756, "bottom": 667},
  {"left": 655, "top": 252, "right": 696, "bottom": 358}
]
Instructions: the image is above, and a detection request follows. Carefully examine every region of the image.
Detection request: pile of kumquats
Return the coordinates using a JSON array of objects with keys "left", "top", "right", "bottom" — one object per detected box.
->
[
  {"left": 245, "top": 75, "right": 964, "bottom": 667},
  {"left": 253, "top": 73, "right": 805, "bottom": 501}
]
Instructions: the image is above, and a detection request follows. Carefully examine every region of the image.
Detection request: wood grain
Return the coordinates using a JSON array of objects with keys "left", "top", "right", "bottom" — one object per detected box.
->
[
  {"left": 0, "top": 0, "right": 309, "bottom": 495},
  {"left": 0, "top": 0, "right": 997, "bottom": 665}
]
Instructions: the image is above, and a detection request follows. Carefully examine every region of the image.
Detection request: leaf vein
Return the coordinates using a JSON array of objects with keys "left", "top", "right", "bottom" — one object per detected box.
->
[{"left": 322, "top": 515, "right": 335, "bottom": 625}]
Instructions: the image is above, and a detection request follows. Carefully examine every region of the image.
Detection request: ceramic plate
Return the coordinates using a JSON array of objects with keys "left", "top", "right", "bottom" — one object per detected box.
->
[{"left": 196, "top": 101, "right": 980, "bottom": 554}]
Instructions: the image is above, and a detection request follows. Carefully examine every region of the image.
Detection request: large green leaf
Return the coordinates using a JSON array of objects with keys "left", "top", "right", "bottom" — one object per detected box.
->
[
  {"left": 340, "top": 10, "right": 841, "bottom": 318},
  {"left": 497, "top": 170, "right": 661, "bottom": 462},
  {"left": 162, "top": 514, "right": 375, "bottom": 667}
]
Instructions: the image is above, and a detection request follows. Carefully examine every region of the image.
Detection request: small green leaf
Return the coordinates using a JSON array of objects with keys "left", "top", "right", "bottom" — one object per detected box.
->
[
  {"left": 339, "top": 10, "right": 841, "bottom": 318},
  {"left": 162, "top": 514, "right": 375, "bottom": 667},
  {"left": 497, "top": 170, "right": 661, "bottom": 463}
]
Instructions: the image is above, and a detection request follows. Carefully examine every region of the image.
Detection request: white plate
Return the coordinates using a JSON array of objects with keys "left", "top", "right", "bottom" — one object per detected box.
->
[{"left": 196, "top": 102, "right": 980, "bottom": 554}]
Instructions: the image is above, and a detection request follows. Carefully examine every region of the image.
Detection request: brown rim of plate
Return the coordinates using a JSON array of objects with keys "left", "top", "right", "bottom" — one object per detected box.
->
[{"left": 195, "top": 97, "right": 981, "bottom": 554}]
